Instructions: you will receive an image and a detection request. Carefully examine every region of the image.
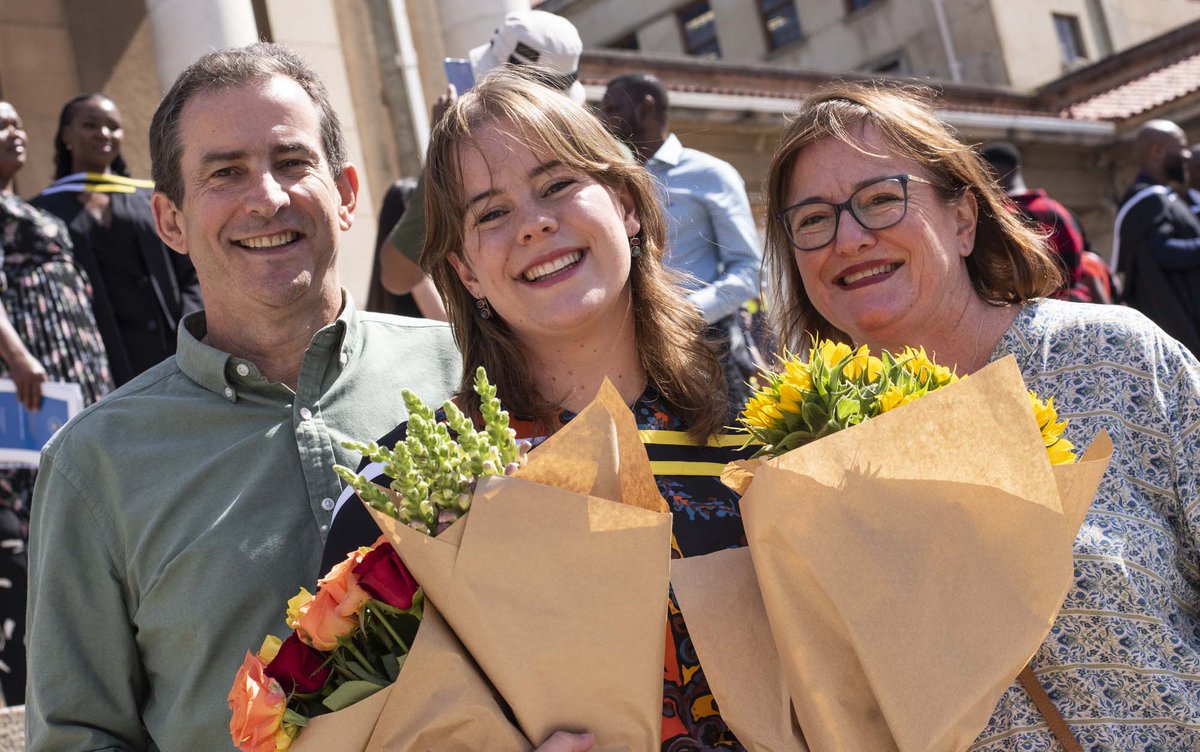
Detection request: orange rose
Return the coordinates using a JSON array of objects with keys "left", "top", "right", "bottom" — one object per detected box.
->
[
  {"left": 228, "top": 651, "right": 291, "bottom": 752},
  {"left": 296, "top": 547, "right": 371, "bottom": 650}
]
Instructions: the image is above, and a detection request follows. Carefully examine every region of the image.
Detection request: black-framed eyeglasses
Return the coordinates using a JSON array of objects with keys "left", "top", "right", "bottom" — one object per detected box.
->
[{"left": 777, "top": 174, "right": 934, "bottom": 251}]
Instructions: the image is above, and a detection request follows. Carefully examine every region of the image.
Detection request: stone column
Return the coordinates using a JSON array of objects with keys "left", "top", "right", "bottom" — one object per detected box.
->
[
  {"left": 145, "top": 0, "right": 259, "bottom": 91},
  {"left": 436, "top": 0, "right": 529, "bottom": 58}
]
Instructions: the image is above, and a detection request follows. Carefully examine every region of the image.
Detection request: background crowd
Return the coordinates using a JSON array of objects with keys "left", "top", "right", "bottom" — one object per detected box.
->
[{"left": 0, "top": 6, "right": 1198, "bottom": 752}]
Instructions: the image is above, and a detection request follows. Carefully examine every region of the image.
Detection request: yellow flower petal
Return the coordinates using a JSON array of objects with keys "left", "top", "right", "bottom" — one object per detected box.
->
[
  {"left": 817, "top": 340, "right": 853, "bottom": 368},
  {"left": 285, "top": 588, "right": 313, "bottom": 630},
  {"left": 257, "top": 634, "right": 282, "bottom": 665}
]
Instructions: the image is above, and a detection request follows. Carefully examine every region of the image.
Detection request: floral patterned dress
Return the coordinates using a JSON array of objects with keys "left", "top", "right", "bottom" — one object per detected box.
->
[
  {"left": 0, "top": 191, "right": 112, "bottom": 703},
  {"left": 971, "top": 298, "right": 1200, "bottom": 751}
]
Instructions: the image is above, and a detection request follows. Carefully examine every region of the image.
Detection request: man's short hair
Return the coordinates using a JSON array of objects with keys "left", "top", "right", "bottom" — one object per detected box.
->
[
  {"left": 149, "top": 42, "right": 348, "bottom": 206},
  {"left": 606, "top": 72, "right": 669, "bottom": 115},
  {"left": 979, "top": 140, "right": 1021, "bottom": 176}
]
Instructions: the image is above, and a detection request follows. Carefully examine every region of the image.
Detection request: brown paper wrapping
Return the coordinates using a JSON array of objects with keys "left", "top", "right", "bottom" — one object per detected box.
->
[
  {"left": 672, "top": 356, "right": 1113, "bottom": 752},
  {"left": 367, "top": 379, "right": 671, "bottom": 750},
  {"left": 290, "top": 605, "right": 529, "bottom": 752}
]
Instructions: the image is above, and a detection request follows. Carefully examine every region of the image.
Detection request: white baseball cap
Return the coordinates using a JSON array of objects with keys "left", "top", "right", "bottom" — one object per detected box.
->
[{"left": 469, "top": 10, "right": 586, "bottom": 104}]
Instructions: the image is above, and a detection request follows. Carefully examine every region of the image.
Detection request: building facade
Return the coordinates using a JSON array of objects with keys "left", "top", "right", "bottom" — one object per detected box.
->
[
  {"left": 544, "top": 0, "right": 1200, "bottom": 91},
  {"left": 0, "top": 0, "right": 524, "bottom": 301}
]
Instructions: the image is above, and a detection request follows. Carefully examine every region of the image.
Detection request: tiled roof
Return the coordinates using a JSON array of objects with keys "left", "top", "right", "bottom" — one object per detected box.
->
[
  {"left": 1058, "top": 50, "right": 1200, "bottom": 121},
  {"left": 577, "top": 20, "right": 1200, "bottom": 128},
  {"left": 579, "top": 50, "right": 1052, "bottom": 118}
]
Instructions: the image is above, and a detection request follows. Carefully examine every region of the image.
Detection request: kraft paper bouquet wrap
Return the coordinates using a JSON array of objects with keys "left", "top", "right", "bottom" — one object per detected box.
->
[
  {"left": 671, "top": 352, "right": 1112, "bottom": 752},
  {"left": 301, "top": 377, "right": 672, "bottom": 751}
]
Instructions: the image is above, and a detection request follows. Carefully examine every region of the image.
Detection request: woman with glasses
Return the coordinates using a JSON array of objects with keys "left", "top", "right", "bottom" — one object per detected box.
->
[{"left": 763, "top": 81, "right": 1200, "bottom": 750}]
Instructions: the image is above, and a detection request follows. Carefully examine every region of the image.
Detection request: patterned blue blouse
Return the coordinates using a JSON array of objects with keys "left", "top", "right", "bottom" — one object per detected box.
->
[{"left": 970, "top": 299, "right": 1200, "bottom": 750}]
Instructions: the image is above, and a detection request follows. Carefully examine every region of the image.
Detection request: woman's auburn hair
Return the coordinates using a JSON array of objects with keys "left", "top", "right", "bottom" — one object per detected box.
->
[
  {"left": 422, "top": 68, "right": 728, "bottom": 441},
  {"left": 763, "top": 81, "right": 1065, "bottom": 353}
]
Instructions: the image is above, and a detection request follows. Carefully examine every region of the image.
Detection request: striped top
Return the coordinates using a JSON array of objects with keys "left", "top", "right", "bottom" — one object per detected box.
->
[{"left": 970, "top": 299, "right": 1200, "bottom": 750}]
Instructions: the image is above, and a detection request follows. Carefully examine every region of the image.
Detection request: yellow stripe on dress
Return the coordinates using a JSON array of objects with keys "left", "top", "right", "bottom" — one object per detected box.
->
[
  {"left": 649, "top": 461, "right": 731, "bottom": 477},
  {"left": 638, "top": 429, "right": 751, "bottom": 447}
]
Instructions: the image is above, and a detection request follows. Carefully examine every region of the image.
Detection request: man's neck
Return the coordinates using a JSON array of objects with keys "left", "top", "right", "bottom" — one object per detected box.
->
[
  {"left": 1140, "top": 166, "right": 1168, "bottom": 186},
  {"left": 634, "top": 127, "right": 669, "bottom": 164},
  {"left": 202, "top": 293, "right": 343, "bottom": 390}
]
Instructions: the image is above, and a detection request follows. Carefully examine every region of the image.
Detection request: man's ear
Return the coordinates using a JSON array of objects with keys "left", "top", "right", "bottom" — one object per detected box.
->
[
  {"left": 151, "top": 191, "right": 188, "bottom": 256},
  {"left": 447, "top": 252, "right": 483, "bottom": 299},
  {"left": 336, "top": 163, "right": 359, "bottom": 231}
]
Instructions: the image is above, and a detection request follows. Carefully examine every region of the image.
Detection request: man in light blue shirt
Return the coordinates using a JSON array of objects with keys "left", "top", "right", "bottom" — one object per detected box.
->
[{"left": 601, "top": 73, "right": 762, "bottom": 412}]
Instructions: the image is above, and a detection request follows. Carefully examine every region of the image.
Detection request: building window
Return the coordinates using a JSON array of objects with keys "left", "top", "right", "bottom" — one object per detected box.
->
[
  {"left": 1053, "top": 13, "right": 1088, "bottom": 64},
  {"left": 847, "top": 0, "right": 878, "bottom": 12},
  {"left": 761, "top": 0, "right": 803, "bottom": 50},
  {"left": 605, "top": 32, "right": 640, "bottom": 51},
  {"left": 678, "top": 1, "right": 722, "bottom": 59}
]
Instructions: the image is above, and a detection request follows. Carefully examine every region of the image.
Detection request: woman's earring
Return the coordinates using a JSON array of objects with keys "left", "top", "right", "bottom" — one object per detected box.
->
[
  {"left": 629, "top": 235, "right": 642, "bottom": 258},
  {"left": 475, "top": 297, "right": 493, "bottom": 319}
]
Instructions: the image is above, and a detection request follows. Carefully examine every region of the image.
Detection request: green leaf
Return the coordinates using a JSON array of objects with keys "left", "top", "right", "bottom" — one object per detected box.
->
[
  {"left": 835, "top": 398, "right": 861, "bottom": 421},
  {"left": 382, "top": 652, "right": 400, "bottom": 682},
  {"left": 345, "top": 660, "right": 387, "bottom": 686},
  {"left": 282, "top": 709, "right": 310, "bottom": 727},
  {"left": 801, "top": 400, "right": 830, "bottom": 433},
  {"left": 322, "top": 680, "right": 386, "bottom": 712}
]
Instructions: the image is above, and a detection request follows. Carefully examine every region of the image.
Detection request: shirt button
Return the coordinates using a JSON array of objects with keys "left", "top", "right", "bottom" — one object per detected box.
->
[
  {"left": 223, "top": 387, "right": 234, "bottom": 399},
  {"left": 321, "top": 497, "right": 335, "bottom": 511},
  {"left": 235, "top": 363, "right": 250, "bottom": 377},
  {"left": 299, "top": 407, "right": 313, "bottom": 420},
  {"left": 320, "top": 524, "right": 329, "bottom": 533}
]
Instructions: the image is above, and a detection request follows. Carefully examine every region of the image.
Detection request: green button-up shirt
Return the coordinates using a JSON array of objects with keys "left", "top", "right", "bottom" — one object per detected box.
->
[{"left": 26, "top": 295, "right": 459, "bottom": 751}]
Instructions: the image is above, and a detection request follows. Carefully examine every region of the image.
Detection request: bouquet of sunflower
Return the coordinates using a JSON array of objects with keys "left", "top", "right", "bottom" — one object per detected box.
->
[
  {"left": 739, "top": 340, "right": 1075, "bottom": 463},
  {"left": 670, "top": 340, "right": 1111, "bottom": 752}
]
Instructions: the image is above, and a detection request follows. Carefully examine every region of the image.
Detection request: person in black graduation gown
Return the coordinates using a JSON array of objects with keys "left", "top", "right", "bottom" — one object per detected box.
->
[{"left": 32, "top": 93, "right": 202, "bottom": 386}]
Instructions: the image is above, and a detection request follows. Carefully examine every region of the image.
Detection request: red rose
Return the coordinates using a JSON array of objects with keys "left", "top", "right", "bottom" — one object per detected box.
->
[
  {"left": 353, "top": 537, "right": 419, "bottom": 609},
  {"left": 264, "top": 633, "right": 331, "bottom": 694}
]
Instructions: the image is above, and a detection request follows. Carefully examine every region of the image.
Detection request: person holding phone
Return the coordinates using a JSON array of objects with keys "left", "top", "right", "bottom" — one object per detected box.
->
[{"left": 377, "top": 9, "right": 587, "bottom": 312}]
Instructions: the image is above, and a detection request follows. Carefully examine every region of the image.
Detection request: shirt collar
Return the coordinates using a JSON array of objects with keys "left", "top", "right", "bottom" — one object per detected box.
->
[
  {"left": 176, "top": 290, "right": 361, "bottom": 401},
  {"left": 647, "top": 133, "right": 683, "bottom": 168}
]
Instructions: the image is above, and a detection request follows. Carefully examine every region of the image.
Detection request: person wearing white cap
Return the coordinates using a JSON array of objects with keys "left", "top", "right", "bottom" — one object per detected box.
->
[{"left": 377, "top": 9, "right": 586, "bottom": 306}]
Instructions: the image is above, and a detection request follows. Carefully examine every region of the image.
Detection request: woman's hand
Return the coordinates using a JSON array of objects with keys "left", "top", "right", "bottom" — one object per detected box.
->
[
  {"left": 534, "top": 731, "right": 595, "bottom": 752},
  {"left": 9, "top": 346, "right": 47, "bottom": 411}
]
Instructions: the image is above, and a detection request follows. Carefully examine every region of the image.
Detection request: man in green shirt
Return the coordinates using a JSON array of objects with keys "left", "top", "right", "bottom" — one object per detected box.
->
[{"left": 25, "top": 44, "right": 460, "bottom": 750}]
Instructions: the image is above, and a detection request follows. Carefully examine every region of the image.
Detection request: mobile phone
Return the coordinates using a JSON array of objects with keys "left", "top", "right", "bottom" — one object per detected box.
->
[{"left": 444, "top": 58, "right": 475, "bottom": 94}]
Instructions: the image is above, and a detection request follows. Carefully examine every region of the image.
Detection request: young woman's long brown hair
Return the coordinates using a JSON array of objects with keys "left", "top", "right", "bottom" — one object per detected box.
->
[{"left": 421, "top": 69, "right": 728, "bottom": 441}]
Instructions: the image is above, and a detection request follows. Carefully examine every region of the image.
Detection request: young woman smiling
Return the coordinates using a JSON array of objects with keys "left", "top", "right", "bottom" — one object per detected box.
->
[{"left": 323, "top": 69, "right": 755, "bottom": 749}]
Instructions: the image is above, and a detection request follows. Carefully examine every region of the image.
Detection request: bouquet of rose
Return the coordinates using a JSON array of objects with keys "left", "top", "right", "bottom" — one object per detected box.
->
[
  {"left": 354, "top": 376, "right": 672, "bottom": 749},
  {"left": 229, "top": 370, "right": 527, "bottom": 751},
  {"left": 231, "top": 369, "right": 675, "bottom": 751},
  {"left": 670, "top": 341, "right": 1112, "bottom": 752},
  {"left": 228, "top": 536, "right": 422, "bottom": 751}
]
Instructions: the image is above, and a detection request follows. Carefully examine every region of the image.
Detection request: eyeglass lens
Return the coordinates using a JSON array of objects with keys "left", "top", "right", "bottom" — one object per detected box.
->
[{"left": 783, "top": 176, "right": 910, "bottom": 251}]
